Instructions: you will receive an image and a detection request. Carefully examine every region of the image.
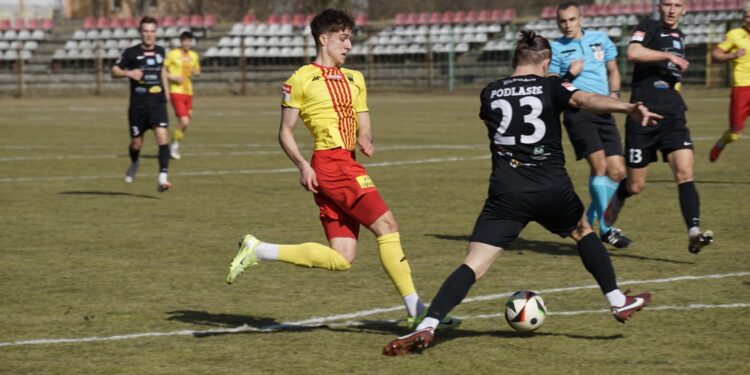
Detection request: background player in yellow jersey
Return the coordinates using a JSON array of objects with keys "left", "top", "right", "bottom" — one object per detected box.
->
[
  {"left": 710, "top": 7, "right": 750, "bottom": 162},
  {"left": 226, "top": 9, "right": 458, "bottom": 329},
  {"left": 165, "top": 31, "right": 201, "bottom": 160}
]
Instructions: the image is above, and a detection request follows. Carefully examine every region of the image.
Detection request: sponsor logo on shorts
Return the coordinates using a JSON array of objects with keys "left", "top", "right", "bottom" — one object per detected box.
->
[
  {"left": 356, "top": 175, "right": 375, "bottom": 189},
  {"left": 683, "top": 140, "right": 692, "bottom": 146}
]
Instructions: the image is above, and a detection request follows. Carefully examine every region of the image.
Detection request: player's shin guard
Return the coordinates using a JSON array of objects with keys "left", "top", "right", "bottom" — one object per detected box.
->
[
  {"left": 678, "top": 181, "right": 700, "bottom": 230},
  {"left": 376, "top": 232, "right": 416, "bottom": 297},
  {"left": 277, "top": 243, "right": 351, "bottom": 271},
  {"left": 173, "top": 129, "right": 185, "bottom": 142},
  {"left": 129, "top": 146, "right": 140, "bottom": 163},
  {"left": 577, "top": 232, "right": 618, "bottom": 294},
  {"left": 426, "top": 264, "right": 476, "bottom": 322},
  {"left": 616, "top": 178, "right": 632, "bottom": 202},
  {"left": 158, "top": 144, "right": 170, "bottom": 173}
]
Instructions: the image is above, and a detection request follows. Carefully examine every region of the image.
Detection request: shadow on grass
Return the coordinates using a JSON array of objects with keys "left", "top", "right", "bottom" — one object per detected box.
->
[
  {"left": 59, "top": 190, "right": 159, "bottom": 199},
  {"left": 426, "top": 234, "right": 694, "bottom": 265},
  {"left": 166, "top": 310, "right": 326, "bottom": 338}
]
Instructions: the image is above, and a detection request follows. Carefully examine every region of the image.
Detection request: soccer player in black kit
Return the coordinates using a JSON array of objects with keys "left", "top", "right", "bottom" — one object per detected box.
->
[
  {"left": 603, "top": 0, "right": 713, "bottom": 254},
  {"left": 111, "top": 16, "right": 172, "bottom": 192},
  {"left": 383, "top": 30, "right": 660, "bottom": 356}
]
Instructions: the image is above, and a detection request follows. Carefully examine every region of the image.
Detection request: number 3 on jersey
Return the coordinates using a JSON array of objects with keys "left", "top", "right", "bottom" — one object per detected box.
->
[{"left": 491, "top": 96, "right": 546, "bottom": 145}]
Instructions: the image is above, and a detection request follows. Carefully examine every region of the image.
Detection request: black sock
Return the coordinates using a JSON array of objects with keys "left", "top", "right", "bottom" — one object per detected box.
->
[
  {"left": 577, "top": 232, "right": 618, "bottom": 294},
  {"left": 158, "top": 144, "right": 170, "bottom": 173},
  {"left": 616, "top": 178, "right": 632, "bottom": 201},
  {"left": 678, "top": 181, "right": 700, "bottom": 229},
  {"left": 426, "top": 264, "right": 476, "bottom": 322},
  {"left": 129, "top": 146, "right": 140, "bottom": 163}
]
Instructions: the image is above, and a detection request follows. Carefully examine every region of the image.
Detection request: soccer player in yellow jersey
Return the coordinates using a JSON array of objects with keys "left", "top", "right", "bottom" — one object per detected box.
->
[
  {"left": 165, "top": 31, "right": 201, "bottom": 160},
  {"left": 226, "top": 9, "right": 458, "bottom": 330},
  {"left": 710, "top": 7, "right": 750, "bottom": 162}
]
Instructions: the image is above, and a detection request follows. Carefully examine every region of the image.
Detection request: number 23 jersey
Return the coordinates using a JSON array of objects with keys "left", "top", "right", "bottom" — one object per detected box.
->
[{"left": 479, "top": 75, "right": 579, "bottom": 195}]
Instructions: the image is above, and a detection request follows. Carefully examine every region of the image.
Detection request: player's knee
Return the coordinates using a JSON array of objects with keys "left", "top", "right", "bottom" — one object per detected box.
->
[
  {"left": 608, "top": 167, "right": 626, "bottom": 182},
  {"left": 675, "top": 172, "right": 694, "bottom": 184},
  {"left": 370, "top": 215, "right": 398, "bottom": 236},
  {"left": 628, "top": 180, "right": 645, "bottom": 195}
]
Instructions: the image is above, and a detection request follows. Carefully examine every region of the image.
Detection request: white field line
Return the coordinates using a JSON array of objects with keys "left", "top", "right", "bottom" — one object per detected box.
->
[
  {"left": 0, "top": 155, "right": 491, "bottom": 183},
  {"left": 0, "top": 144, "right": 484, "bottom": 162},
  {"left": 0, "top": 271, "right": 747, "bottom": 348}
]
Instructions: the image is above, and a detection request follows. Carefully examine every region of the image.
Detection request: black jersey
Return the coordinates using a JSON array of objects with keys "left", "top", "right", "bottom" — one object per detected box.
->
[
  {"left": 628, "top": 18, "right": 687, "bottom": 116},
  {"left": 479, "top": 75, "right": 578, "bottom": 195},
  {"left": 115, "top": 44, "right": 167, "bottom": 106}
]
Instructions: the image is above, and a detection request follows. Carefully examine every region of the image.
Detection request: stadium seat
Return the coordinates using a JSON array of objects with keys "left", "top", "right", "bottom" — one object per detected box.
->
[
  {"left": 268, "top": 46, "right": 282, "bottom": 57},
  {"left": 164, "top": 27, "right": 179, "bottom": 38},
  {"left": 52, "top": 48, "right": 66, "bottom": 60},
  {"left": 99, "top": 29, "right": 112, "bottom": 39},
  {"left": 478, "top": 10, "right": 492, "bottom": 23},
  {"left": 204, "top": 46, "right": 218, "bottom": 57},
  {"left": 177, "top": 15, "right": 190, "bottom": 27},
  {"left": 417, "top": 12, "right": 430, "bottom": 25},
  {"left": 106, "top": 48, "right": 119, "bottom": 58},
  {"left": 243, "top": 14, "right": 256, "bottom": 24},
  {"left": 453, "top": 11, "right": 467, "bottom": 24},
  {"left": 4, "top": 29, "right": 17, "bottom": 40},
  {"left": 0, "top": 19, "right": 10, "bottom": 31},
  {"left": 162, "top": 16, "right": 176, "bottom": 27},
  {"left": 95, "top": 16, "right": 110, "bottom": 29},
  {"left": 466, "top": 11, "right": 480, "bottom": 23},
  {"left": 122, "top": 16, "right": 135, "bottom": 29},
  {"left": 17, "top": 29, "right": 30, "bottom": 40},
  {"left": 23, "top": 40, "right": 37, "bottom": 50},
  {"left": 267, "top": 14, "right": 281, "bottom": 24},
  {"left": 204, "top": 14, "right": 217, "bottom": 28},
  {"left": 4, "top": 49, "right": 18, "bottom": 60}
]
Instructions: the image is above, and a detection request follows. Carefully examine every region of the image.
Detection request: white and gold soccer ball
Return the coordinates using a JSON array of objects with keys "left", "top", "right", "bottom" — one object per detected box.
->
[{"left": 504, "top": 291, "right": 546, "bottom": 332}]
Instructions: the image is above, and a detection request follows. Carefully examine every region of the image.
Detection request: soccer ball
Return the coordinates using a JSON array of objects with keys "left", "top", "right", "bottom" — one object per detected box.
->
[{"left": 504, "top": 291, "right": 546, "bottom": 332}]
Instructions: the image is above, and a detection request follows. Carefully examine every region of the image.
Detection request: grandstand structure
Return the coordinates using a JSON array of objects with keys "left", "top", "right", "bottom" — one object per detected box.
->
[{"left": 0, "top": 0, "right": 747, "bottom": 95}]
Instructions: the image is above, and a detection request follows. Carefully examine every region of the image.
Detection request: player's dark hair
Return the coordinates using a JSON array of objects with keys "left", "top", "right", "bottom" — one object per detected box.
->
[
  {"left": 557, "top": 1, "right": 580, "bottom": 13},
  {"left": 139, "top": 16, "right": 158, "bottom": 30},
  {"left": 180, "top": 31, "right": 194, "bottom": 41},
  {"left": 310, "top": 9, "right": 355, "bottom": 50},
  {"left": 512, "top": 29, "right": 551, "bottom": 68}
]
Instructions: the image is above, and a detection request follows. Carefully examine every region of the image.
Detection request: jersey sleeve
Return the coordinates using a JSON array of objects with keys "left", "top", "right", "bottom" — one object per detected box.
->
[
  {"left": 352, "top": 71, "right": 369, "bottom": 113},
  {"left": 717, "top": 30, "right": 736, "bottom": 52},
  {"left": 629, "top": 19, "right": 653, "bottom": 46},
  {"left": 551, "top": 77, "right": 579, "bottom": 110},
  {"left": 281, "top": 72, "right": 302, "bottom": 108},
  {"left": 192, "top": 51, "right": 201, "bottom": 70},
  {"left": 115, "top": 48, "right": 134, "bottom": 69},
  {"left": 604, "top": 35, "right": 618, "bottom": 61},
  {"left": 548, "top": 42, "right": 563, "bottom": 76}
]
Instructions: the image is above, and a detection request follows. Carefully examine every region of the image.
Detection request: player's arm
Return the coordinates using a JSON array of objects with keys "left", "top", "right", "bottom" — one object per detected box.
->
[
  {"left": 627, "top": 43, "right": 689, "bottom": 71},
  {"left": 356, "top": 112, "right": 374, "bottom": 157},
  {"left": 606, "top": 60, "right": 621, "bottom": 98},
  {"left": 111, "top": 59, "right": 142, "bottom": 80},
  {"left": 569, "top": 91, "right": 662, "bottom": 126},
  {"left": 278, "top": 106, "right": 318, "bottom": 193},
  {"left": 161, "top": 65, "right": 170, "bottom": 101},
  {"left": 712, "top": 45, "right": 744, "bottom": 62},
  {"left": 193, "top": 53, "right": 201, "bottom": 77}
]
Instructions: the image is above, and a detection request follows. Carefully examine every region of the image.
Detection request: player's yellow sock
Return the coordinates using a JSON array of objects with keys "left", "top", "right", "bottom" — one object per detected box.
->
[
  {"left": 376, "top": 232, "right": 416, "bottom": 297},
  {"left": 277, "top": 243, "right": 351, "bottom": 271},
  {"left": 721, "top": 129, "right": 741, "bottom": 144},
  {"left": 172, "top": 129, "right": 185, "bottom": 142}
]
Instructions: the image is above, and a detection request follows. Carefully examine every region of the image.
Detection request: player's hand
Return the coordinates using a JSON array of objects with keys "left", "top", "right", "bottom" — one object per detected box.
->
[
  {"left": 568, "top": 59, "right": 584, "bottom": 77},
  {"left": 299, "top": 163, "right": 319, "bottom": 193},
  {"left": 629, "top": 102, "right": 663, "bottom": 126},
  {"left": 128, "top": 69, "right": 144, "bottom": 81},
  {"left": 669, "top": 55, "right": 689, "bottom": 72},
  {"left": 736, "top": 48, "right": 746, "bottom": 58},
  {"left": 358, "top": 137, "right": 374, "bottom": 157}
]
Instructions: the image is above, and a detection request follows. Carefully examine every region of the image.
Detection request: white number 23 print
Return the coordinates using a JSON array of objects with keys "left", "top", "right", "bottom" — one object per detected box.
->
[{"left": 490, "top": 96, "right": 546, "bottom": 145}]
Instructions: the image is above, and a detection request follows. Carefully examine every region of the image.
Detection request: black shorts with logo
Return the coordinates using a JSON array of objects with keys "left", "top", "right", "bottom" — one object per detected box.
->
[
  {"left": 624, "top": 115, "right": 693, "bottom": 168},
  {"left": 127, "top": 102, "right": 168, "bottom": 138},
  {"left": 469, "top": 184, "right": 584, "bottom": 248},
  {"left": 563, "top": 109, "right": 623, "bottom": 160}
]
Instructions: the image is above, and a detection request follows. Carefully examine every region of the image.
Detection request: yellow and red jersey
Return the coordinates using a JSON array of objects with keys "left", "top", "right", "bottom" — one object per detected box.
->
[
  {"left": 281, "top": 63, "right": 369, "bottom": 151},
  {"left": 718, "top": 27, "right": 750, "bottom": 87},
  {"left": 165, "top": 48, "right": 200, "bottom": 95}
]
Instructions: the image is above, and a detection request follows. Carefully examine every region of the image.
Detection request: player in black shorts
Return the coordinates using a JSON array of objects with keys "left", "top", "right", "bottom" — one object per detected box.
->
[
  {"left": 603, "top": 0, "right": 714, "bottom": 254},
  {"left": 111, "top": 16, "right": 172, "bottom": 192},
  {"left": 383, "top": 30, "right": 658, "bottom": 356}
]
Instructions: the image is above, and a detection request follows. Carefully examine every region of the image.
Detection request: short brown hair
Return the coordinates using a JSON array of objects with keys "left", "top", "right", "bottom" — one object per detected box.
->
[
  {"left": 310, "top": 9, "right": 355, "bottom": 49},
  {"left": 139, "top": 16, "right": 158, "bottom": 30}
]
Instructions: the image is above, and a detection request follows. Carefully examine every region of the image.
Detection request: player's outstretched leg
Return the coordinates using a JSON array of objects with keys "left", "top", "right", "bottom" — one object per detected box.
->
[
  {"left": 710, "top": 129, "right": 740, "bottom": 162},
  {"left": 124, "top": 161, "right": 139, "bottom": 183},
  {"left": 689, "top": 230, "right": 714, "bottom": 254}
]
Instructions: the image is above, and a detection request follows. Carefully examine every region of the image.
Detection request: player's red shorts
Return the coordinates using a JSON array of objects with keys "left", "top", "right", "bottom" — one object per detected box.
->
[
  {"left": 729, "top": 86, "right": 750, "bottom": 132},
  {"left": 311, "top": 148, "right": 389, "bottom": 240},
  {"left": 170, "top": 93, "right": 193, "bottom": 118}
]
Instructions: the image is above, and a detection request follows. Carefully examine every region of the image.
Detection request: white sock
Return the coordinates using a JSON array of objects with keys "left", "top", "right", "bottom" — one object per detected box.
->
[
  {"left": 255, "top": 242, "right": 279, "bottom": 261},
  {"left": 688, "top": 226, "right": 701, "bottom": 238},
  {"left": 158, "top": 172, "right": 168, "bottom": 184},
  {"left": 403, "top": 292, "right": 425, "bottom": 317},
  {"left": 606, "top": 289, "right": 627, "bottom": 307},
  {"left": 416, "top": 317, "right": 439, "bottom": 331}
]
